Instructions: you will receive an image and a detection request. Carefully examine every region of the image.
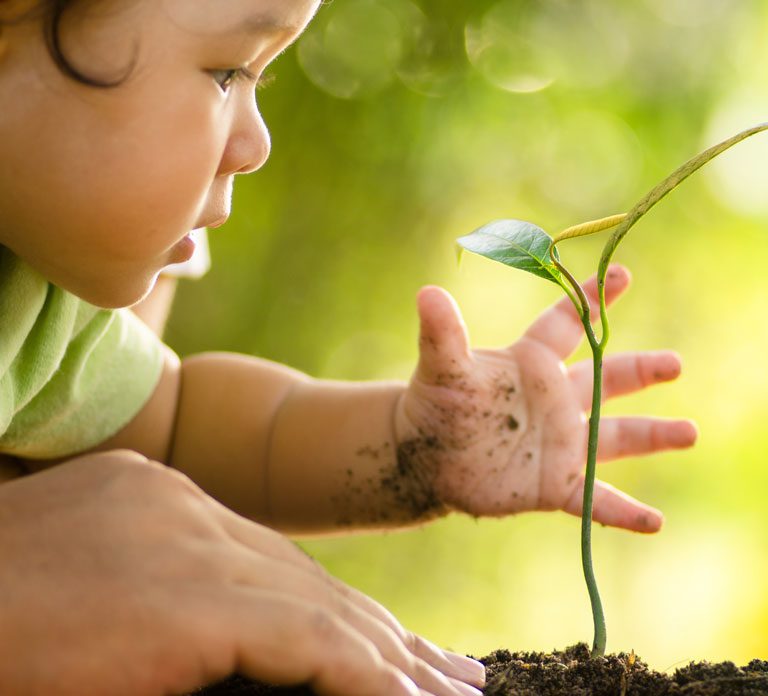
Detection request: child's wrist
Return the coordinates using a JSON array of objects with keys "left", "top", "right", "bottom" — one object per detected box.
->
[{"left": 391, "top": 390, "right": 452, "bottom": 522}]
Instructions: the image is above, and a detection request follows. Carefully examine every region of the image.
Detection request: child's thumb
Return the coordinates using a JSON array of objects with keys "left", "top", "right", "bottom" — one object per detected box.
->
[{"left": 415, "top": 285, "right": 472, "bottom": 383}]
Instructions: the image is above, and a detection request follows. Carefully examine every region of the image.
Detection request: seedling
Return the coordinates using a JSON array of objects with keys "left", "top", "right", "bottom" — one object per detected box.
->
[{"left": 456, "top": 122, "right": 768, "bottom": 657}]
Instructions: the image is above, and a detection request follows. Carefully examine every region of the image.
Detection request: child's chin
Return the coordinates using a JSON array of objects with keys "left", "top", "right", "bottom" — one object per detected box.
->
[{"left": 76, "top": 275, "right": 159, "bottom": 310}]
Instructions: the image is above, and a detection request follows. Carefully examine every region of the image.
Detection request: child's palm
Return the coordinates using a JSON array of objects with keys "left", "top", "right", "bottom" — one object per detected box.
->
[{"left": 396, "top": 266, "right": 696, "bottom": 532}]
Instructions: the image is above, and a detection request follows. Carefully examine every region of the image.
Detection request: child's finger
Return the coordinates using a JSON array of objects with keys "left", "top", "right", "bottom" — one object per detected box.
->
[
  {"left": 522, "top": 265, "right": 631, "bottom": 360},
  {"left": 596, "top": 416, "right": 698, "bottom": 461},
  {"left": 211, "top": 588, "right": 423, "bottom": 696},
  {"left": 561, "top": 478, "right": 663, "bottom": 533},
  {"left": 569, "top": 350, "right": 683, "bottom": 410},
  {"left": 415, "top": 285, "right": 472, "bottom": 384}
]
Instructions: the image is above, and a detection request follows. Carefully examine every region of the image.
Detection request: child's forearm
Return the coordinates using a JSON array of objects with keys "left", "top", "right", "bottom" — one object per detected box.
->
[
  {"left": 265, "top": 376, "right": 449, "bottom": 534},
  {"left": 171, "top": 353, "right": 448, "bottom": 535}
]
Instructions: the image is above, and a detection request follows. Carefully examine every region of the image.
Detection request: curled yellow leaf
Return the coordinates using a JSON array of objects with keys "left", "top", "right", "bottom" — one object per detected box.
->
[{"left": 553, "top": 213, "right": 628, "bottom": 244}]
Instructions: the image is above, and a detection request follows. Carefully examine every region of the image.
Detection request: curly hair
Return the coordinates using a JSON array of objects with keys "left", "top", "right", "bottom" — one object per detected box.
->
[{"left": 3, "top": 0, "right": 129, "bottom": 87}]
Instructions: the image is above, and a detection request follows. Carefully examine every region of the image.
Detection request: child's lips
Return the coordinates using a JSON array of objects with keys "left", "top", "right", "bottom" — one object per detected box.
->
[{"left": 169, "top": 233, "right": 197, "bottom": 263}]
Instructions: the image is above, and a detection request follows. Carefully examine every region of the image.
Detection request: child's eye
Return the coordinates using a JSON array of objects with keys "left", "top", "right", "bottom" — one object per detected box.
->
[
  {"left": 208, "top": 67, "right": 275, "bottom": 94},
  {"left": 209, "top": 68, "right": 240, "bottom": 92}
]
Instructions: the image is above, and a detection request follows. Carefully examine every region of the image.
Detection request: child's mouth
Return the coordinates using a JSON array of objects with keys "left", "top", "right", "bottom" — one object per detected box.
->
[{"left": 169, "top": 233, "right": 197, "bottom": 264}]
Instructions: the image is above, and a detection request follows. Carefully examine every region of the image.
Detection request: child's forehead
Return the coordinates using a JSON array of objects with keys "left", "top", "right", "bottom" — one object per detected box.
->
[{"left": 161, "top": 0, "right": 320, "bottom": 37}]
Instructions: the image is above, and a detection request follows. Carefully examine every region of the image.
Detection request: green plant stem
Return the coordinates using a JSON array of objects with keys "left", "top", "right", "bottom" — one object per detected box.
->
[
  {"left": 547, "top": 123, "right": 768, "bottom": 659},
  {"left": 599, "top": 122, "right": 768, "bottom": 276},
  {"left": 584, "top": 124, "right": 767, "bottom": 655},
  {"left": 581, "top": 301, "right": 607, "bottom": 658},
  {"left": 552, "top": 252, "right": 608, "bottom": 657}
]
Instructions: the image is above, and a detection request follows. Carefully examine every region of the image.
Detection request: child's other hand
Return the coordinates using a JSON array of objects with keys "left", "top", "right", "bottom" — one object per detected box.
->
[
  {"left": 0, "top": 453, "right": 484, "bottom": 696},
  {"left": 396, "top": 265, "right": 697, "bottom": 532}
]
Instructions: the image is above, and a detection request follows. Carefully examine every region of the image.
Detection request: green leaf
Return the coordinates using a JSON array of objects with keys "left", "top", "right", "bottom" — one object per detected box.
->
[{"left": 456, "top": 219, "right": 563, "bottom": 285}]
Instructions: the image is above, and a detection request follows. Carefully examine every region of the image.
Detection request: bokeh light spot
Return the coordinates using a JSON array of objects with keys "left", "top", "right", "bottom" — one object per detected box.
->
[
  {"left": 535, "top": 109, "right": 643, "bottom": 216},
  {"left": 297, "top": 0, "right": 404, "bottom": 99},
  {"left": 465, "top": 1, "right": 554, "bottom": 94},
  {"left": 644, "top": 0, "right": 732, "bottom": 28},
  {"left": 704, "top": 92, "right": 768, "bottom": 217}
]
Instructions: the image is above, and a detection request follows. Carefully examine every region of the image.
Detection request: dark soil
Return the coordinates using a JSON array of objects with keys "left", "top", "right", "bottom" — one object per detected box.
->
[{"left": 190, "top": 643, "right": 768, "bottom": 695}]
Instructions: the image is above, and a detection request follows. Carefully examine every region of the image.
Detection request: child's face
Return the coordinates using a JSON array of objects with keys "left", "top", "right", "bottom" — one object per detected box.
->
[{"left": 0, "top": 0, "right": 319, "bottom": 307}]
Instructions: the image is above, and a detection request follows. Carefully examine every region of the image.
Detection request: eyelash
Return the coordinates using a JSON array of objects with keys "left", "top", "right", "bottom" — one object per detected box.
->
[{"left": 211, "top": 67, "right": 275, "bottom": 93}]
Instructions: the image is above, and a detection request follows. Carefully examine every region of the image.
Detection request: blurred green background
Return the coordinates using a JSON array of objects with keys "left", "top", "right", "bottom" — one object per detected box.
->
[{"left": 167, "top": 0, "right": 768, "bottom": 670}]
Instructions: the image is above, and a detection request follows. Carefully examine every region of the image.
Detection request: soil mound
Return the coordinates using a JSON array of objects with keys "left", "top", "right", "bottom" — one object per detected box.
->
[{"left": 191, "top": 643, "right": 768, "bottom": 695}]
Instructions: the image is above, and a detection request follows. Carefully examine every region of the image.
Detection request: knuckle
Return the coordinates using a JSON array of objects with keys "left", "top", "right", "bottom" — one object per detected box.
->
[
  {"left": 380, "top": 664, "right": 416, "bottom": 696},
  {"left": 100, "top": 452, "right": 206, "bottom": 500},
  {"left": 613, "top": 419, "right": 631, "bottom": 456},
  {"left": 136, "top": 460, "right": 202, "bottom": 495},
  {"left": 71, "top": 448, "right": 150, "bottom": 471},
  {"left": 159, "top": 465, "right": 204, "bottom": 494},
  {"left": 636, "top": 354, "right": 650, "bottom": 387},
  {"left": 108, "top": 450, "right": 162, "bottom": 475},
  {"left": 410, "top": 632, "right": 442, "bottom": 664},
  {"left": 411, "top": 654, "right": 438, "bottom": 683},
  {"left": 401, "top": 629, "right": 419, "bottom": 653},
  {"left": 308, "top": 606, "right": 344, "bottom": 644},
  {"left": 650, "top": 421, "right": 665, "bottom": 449},
  {"left": 327, "top": 574, "right": 353, "bottom": 603},
  {"left": 66, "top": 449, "right": 156, "bottom": 489}
]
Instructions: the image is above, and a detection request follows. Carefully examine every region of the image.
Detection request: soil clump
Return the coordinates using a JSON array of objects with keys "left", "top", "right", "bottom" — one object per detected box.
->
[{"left": 191, "top": 643, "right": 768, "bottom": 695}]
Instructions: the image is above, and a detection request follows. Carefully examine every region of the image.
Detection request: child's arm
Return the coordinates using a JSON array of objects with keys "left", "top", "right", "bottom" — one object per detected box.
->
[
  {"left": 92, "top": 265, "right": 696, "bottom": 536},
  {"left": 173, "top": 355, "right": 414, "bottom": 532},
  {"left": 91, "top": 347, "right": 414, "bottom": 532}
]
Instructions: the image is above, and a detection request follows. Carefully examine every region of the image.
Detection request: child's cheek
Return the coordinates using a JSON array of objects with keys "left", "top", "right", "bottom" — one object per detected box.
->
[
  {"left": 132, "top": 99, "right": 226, "bottom": 231},
  {"left": 90, "top": 90, "right": 227, "bottom": 246}
]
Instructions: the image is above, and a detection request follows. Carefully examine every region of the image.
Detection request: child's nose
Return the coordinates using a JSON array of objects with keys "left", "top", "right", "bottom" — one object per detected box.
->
[{"left": 219, "top": 103, "right": 271, "bottom": 176}]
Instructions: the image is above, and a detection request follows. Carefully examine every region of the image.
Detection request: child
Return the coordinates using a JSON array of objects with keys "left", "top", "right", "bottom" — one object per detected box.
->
[{"left": 0, "top": 1, "right": 697, "bottom": 694}]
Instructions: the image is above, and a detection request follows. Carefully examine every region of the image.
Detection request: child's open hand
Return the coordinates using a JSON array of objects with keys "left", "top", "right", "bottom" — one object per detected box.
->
[
  {"left": 395, "top": 265, "right": 697, "bottom": 532},
  {"left": 0, "top": 453, "right": 484, "bottom": 696}
]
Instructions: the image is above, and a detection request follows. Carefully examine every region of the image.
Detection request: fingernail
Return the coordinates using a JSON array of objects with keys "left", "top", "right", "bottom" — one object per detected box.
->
[
  {"left": 637, "top": 509, "right": 663, "bottom": 533},
  {"left": 652, "top": 351, "right": 682, "bottom": 381},
  {"left": 670, "top": 420, "right": 697, "bottom": 447},
  {"left": 605, "top": 264, "right": 627, "bottom": 283},
  {"left": 443, "top": 651, "right": 486, "bottom": 687}
]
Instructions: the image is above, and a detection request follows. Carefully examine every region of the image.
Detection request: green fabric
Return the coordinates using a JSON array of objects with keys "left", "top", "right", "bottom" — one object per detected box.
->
[{"left": 0, "top": 247, "right": 164, "bottom": 459}]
